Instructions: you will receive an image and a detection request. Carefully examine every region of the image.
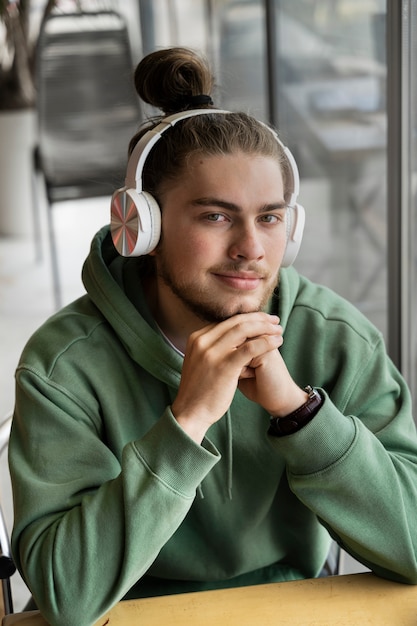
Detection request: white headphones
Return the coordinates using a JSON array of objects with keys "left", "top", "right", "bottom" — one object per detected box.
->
[{"left": 110, "top": 109, "right": 305, "bottom": 267}]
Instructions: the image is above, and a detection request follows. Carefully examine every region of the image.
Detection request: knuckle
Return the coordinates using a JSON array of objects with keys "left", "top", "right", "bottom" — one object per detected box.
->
[
  {"left": 240, "top": 340, "right": 257, "bottom": 357},
  {"left": 189, "top": 331, "right": 208, "bottom": 353}
]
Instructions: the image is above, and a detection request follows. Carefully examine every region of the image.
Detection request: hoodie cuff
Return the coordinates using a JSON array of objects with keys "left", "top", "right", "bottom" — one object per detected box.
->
[
  {"left": 268, "top": 390, "right": 357, "bottom": 475},
  {"left": 132, "top": 407, "right": 220, "bottom": 498}
]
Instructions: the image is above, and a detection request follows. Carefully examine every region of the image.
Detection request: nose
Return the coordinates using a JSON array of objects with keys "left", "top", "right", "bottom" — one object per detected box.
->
[{"left": 228, "top": 224, "right": 265, "bottom": 261}]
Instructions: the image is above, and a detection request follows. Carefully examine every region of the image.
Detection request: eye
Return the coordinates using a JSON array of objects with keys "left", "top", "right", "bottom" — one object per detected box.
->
[
  {"left": 206, "top": 213, "right": 227, "bottom": 222},
  {"left": 259, "top": 213, "right": 284, "bottom": 224}
]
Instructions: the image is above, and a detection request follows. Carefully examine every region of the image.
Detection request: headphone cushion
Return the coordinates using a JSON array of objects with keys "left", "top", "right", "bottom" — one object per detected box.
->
[
  {"left": 281, "top": 204, "right": 305, "bottom": 267},
  {"left": 141, "top": 191, "right": 162, "bottom": 253}
]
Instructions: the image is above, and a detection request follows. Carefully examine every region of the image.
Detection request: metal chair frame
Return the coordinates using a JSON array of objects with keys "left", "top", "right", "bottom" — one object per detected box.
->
[
  {"left": 0, "top": 414, "right": 15, "bottom": 616},
  {"left": 33, "top": 9, "right": 142, "bottom": 308}
]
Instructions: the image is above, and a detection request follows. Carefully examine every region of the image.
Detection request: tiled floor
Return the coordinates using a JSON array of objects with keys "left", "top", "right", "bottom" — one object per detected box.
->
[{"left": 0, "top": 179, "right": 369, "bottom": 612}]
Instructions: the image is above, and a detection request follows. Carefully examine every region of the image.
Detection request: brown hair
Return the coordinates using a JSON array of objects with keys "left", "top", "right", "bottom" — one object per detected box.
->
[{"left": 129, "top": 47, "right": 291, "bottom": 203}]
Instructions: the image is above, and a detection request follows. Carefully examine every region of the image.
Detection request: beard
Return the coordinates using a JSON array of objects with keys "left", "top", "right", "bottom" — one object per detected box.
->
[{"left": 156, "top": 252, "right": 278, "bottom": 323}]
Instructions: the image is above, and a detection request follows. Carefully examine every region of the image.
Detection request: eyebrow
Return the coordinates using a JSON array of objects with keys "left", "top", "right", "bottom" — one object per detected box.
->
[{"left": 192, "top": 197, "right": 287, "bottom": 213}]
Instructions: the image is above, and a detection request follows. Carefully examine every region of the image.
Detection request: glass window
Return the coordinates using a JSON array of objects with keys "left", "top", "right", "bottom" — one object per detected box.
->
[
  {"left": 399, "top": 0, "right": 417, "bottom": 414},
  {"left": 276, "top": 1, "right": 388, "bottom": 339},
  {"left": 411, "top": 2, "right": 417, "bottom": 415},
  {"left": 216, "top": 0, "right": 267, "bottom": 118},
  {"left": 138, "top": 0, "right": 210, "bottom": 52},
  {"left": 215, "top": 0, "right": 388, "bottom": 338}
]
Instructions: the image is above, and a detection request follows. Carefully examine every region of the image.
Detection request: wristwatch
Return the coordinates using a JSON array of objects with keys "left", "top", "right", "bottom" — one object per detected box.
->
[{"left": 268, "top": 386, "right": 323, "bottom": 437}]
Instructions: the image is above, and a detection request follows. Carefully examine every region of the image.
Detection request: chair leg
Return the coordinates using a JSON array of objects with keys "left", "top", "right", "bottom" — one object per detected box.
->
[
  {"left": 46, "top": 205, "right": 62, "bottom": 310},
  {"left": 1, "top": 577, "right": 13, "bottom": 616},
  {"left": 31, "top": 153, "right": 43, "bottom": 264}
]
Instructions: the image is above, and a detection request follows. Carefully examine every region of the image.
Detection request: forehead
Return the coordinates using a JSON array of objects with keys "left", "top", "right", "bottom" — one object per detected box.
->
[
  {"left": 168, "top": 151, "right": 285, "bottom": 193},
  {"left": 156, "top": 153, "right": 287, "bottom": 219}
]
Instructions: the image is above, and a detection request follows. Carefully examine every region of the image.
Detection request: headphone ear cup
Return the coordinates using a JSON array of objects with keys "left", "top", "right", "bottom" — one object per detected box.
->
[
  {"left": 281, "top": 204, "right": 305, "bottom": 267},
  {"left": 111, "top": 189, "right": 161, "bottom": 257}
]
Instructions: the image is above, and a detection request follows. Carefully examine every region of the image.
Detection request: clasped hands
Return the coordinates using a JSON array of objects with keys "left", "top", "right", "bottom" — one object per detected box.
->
[{"left": 172, "top": 312, "right": 307, "bottom": 443}]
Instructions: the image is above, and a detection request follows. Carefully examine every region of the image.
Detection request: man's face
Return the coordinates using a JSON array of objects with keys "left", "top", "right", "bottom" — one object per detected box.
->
[{"left": 152, "top": 151, "right": 288, "bottom": 324}]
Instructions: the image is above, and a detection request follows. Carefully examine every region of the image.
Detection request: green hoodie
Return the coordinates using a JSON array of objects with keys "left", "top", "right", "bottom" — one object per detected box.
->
[{"left": 10, "top": 227, "right": 417, "bottom": 626}]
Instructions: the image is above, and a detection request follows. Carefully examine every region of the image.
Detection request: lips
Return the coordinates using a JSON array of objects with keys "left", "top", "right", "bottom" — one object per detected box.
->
[{"left": 213, "top": 272, "right": 263, "bottom": 291}]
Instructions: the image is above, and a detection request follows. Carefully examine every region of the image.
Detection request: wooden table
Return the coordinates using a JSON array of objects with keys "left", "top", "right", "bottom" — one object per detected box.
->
[{"left": 3, "top": 573, "right": 417, "bottom": 625}]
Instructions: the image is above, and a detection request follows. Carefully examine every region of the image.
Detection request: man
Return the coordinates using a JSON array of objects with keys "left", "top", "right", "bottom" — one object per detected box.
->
[{"left": 9, "top": 48, "right": 417, "bottom": 626}]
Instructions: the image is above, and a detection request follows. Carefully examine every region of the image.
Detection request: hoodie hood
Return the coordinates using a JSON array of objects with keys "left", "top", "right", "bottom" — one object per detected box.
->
[{"left": 82, "top": 226, "right": 183, "bottom": 389}]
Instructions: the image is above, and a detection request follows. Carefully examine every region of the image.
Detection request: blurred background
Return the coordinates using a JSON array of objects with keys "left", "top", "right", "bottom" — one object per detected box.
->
[{"left": 0, "top": 0, "right": 416, "bottom": 611}]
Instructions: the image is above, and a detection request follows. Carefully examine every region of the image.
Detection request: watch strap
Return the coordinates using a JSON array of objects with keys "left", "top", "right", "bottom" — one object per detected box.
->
[{"left": 268, "top": 386, "right": 323, "bottom": 437}]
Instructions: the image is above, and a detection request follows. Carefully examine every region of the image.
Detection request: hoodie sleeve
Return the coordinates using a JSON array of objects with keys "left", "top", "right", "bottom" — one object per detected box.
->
[
  {"left": 10, "top": 366, "right": 220, "bottom": 626},
  {"left": 269, "top": 334, "right": 417, "bottom": 585}
]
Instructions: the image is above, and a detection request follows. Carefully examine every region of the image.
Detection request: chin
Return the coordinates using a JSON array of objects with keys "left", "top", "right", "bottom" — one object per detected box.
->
[{"left": 199, "top": 300, "right": 266, "bottom": 323}]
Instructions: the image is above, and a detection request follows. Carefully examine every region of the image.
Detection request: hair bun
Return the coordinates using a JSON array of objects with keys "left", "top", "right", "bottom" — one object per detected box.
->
[{"left": 134, "top": 47, "right": 215, "bottom": 114}]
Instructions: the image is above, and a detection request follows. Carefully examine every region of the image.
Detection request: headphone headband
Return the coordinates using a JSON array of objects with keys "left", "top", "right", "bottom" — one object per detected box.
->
[
  {"left": 125, "top": 109, "right": 299, "bottom": 207},
  {"left": 126, "top": 109, "right": 230, "bottom": 190}
]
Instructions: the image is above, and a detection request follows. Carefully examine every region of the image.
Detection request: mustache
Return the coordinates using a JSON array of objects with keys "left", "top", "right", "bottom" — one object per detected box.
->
[{"left": 210, "top": 262, "right": 271, "bottom": 279}]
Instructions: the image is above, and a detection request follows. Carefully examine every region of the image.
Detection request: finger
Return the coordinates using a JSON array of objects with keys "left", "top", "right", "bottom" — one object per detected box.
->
[
  {"left": 239, "top": 366, "right": 256, "bottom": 379},
  {"left": 246, "top": 336, "right": 284, "bottom": 369},
  {"left": 232, "top": 333, "right": 283, "bottom": 368},
  {"left": 189, "top": 312, "right": 280, "bottom": 343},
  {"left": 188, "top": 313, "right": 282, "bottom": 355}
]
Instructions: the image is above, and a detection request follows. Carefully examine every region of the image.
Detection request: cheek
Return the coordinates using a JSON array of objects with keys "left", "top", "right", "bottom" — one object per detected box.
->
[
  {"left": 159, "top": 227, "right": 216, "bottom": 270},
  {"left": 186, "top": 234, "right": 215, "bottom": 257},
  {"left": 265, "top": 230, "right": 288, "bottom": 265},
  {"left": 164, "top": 222, "right": 216, "bottom": 258}
]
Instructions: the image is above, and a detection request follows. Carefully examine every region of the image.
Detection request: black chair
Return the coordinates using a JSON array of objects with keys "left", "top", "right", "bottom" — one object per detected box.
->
[
  {"left": 33, "top": 10, "right": 142, "bottom": 308},
  {"left": 0, "top": 414, "right": 15, "bottom": 616}
]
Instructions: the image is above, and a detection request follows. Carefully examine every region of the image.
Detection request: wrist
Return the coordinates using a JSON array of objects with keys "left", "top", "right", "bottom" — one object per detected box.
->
[
  {"left": 268, "top": 387, "right": 309, "bottom": 418},
  {"left": 172, "top": 405, "right": 212, "bottom": 445},
  {"left": 174, "top": 416, "right": 208, "bottom": 444},
  {"left": 268, "top": 386, "right": 323, "bottom": 437}
]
